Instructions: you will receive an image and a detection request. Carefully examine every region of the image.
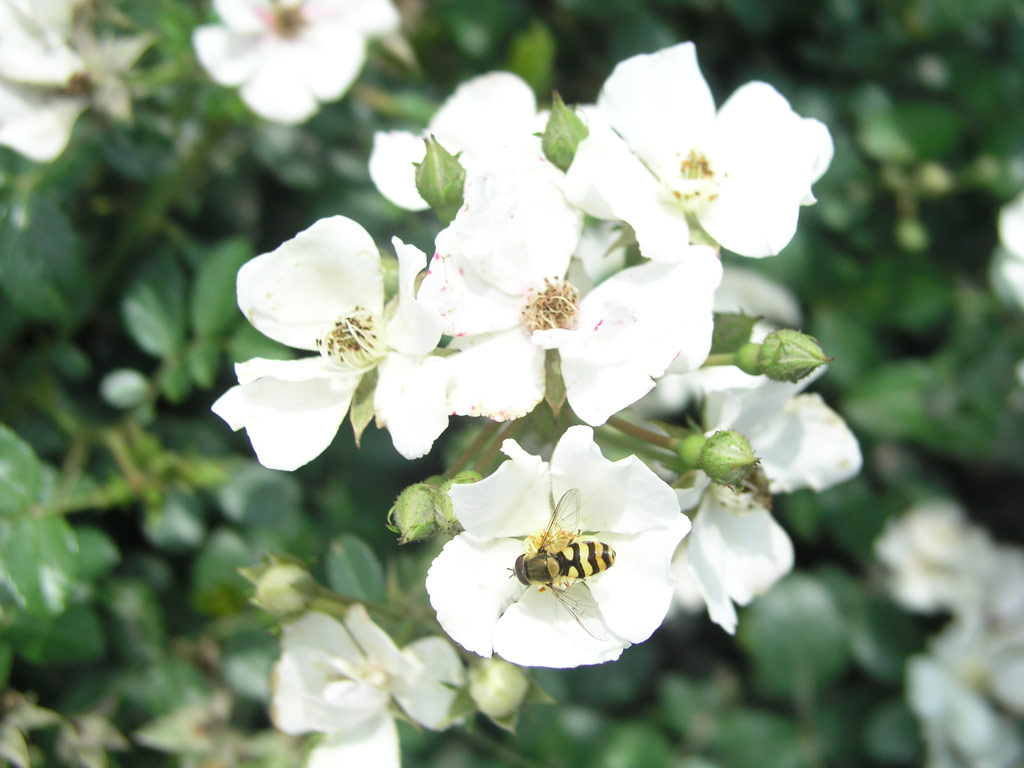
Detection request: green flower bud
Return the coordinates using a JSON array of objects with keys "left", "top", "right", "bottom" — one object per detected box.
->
[
  {"left": 414, "top": 135, "right": 466, "bottom": 224},
  {"left": 241, "top": 558, "right": 316, "bottom": 617},
  {"left": 699, "top": 430, "right": 759, "bottom": 487},
  {"left": 541, "top": 92, "right": 589, "bottom": 172},
  {"left": 675, "top": 433, "right": 706, "bottom": 471},
  {"left": 469, "top": 658, "right": 530, "bottom": 719},
  {"left": 387, "top": 482, "right": 440, "bottom": 544},
  {"left": 757, "top": 329, "right": 832, "bottom": 383},
  {"left": 734, "top": 341, "right": 762, "bottom": 376}
]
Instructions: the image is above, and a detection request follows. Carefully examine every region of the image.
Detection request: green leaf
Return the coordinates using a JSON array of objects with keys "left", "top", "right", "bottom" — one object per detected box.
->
[
  {"left": 190, "top": 528, "right": 255, "bottom": 616},
  {"left": 543, "top": 349, "right": 567, "bottom": 418},
  {"left": 324, "top": 534, "right": 386, "bottom": 603},
  {"left": 74, "top": 526, "right": 121, "bottom": 580},
  {"left": 5, "top": 604, "right": 105, "bottom": 664},
  {"left": 0, "top": 643, "right": 12, "bottom": 690},
  {"left": 143, "top": 488, "right": 206, "bottom": 552},
  {"left": 0, "top": 195, "right": 87, "bottom": 324},
  {"left": 216, "top": 462, "right": 302, "bottom": 527},
  {"left": 506, "top": 20, "right": 556, "bottom": 95},
  {"left": 712, "top": 710, "right": 804, "bottom": 768},
  {"left": 186, "top": 339, "right": 220, "bottom": 388},
  {"left": 0, "top": 516, "right": 79, "bottom": 616},
  {"left": 0, "top": 424, "right": 43, "bottom": 518},
  {"left": 190, "top": 239, "right": 252, "bottom": 338},
  {"left": 737, "top": 573, "right": 850, "bottom": 700},
  {"left": 863, "top": 699, "right": 923, "bottom": 764},
  {"left": 158, "top": 357, "right": 193, "bottom": 402},
  {"left": 122, "top": 253, "right": 188, "bottom": 358},
  {"left": 710, "top": 313, "right": 761, "bottom": 355},
  {"left": 102, "top": 579, "right": 167, "bottom": 664},
  {"left": 349, "top": 367, "right": 377, "bottom": 448}
]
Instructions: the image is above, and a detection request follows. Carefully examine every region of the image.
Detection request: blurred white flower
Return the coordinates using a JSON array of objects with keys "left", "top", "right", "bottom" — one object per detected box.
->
[
  {"left": 0, "top": 0, "right": 151, "bottom": 161},
  {"left": 211, "top": 215, "right": 450, "bottom": 469},
  {"left": 418, "top": 165, "right": 721, "bottom": 425},
  {"left": 908, "top": 618, "right": 1024, "bottom": 768},
  {"left": 991, "top": 189, "right": 1024, "bottom": 312},
  {"left": 369, "top": 71, "right": 546, "bottom": 211},
  {"left": 272, "top": 607, "right": 464, "bottom": 768},
  {"left": 875, "top": 499, "right": 995, "bottom": 616},
  {"left": 193, "top": 0, "right": 400, "bottom": 124},
  {"left": 426, "top": 425, "right": 690, "bottom": 668},
  {"left": 565, "top": 41, "right": 833, "bottom": 259},
  {"left": 670, "top": 373, "right": 862, "bottom": 634}
]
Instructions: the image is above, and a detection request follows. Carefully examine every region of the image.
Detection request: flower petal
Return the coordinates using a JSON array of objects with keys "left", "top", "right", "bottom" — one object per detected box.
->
[
  {"left": 210, "top": 370, "right": 359, "bottom": 471},
  {"left": 305, "top": 0, "right": 400, "bottom": 37},
  {"left": 192, "top": 24, "right": 262, "bottom": 86},
  {"left": 999, "top": 190, "right": 1024, "bottom": 260},
  {"left": 396, "top": 637, "right": 465, "bottom": 730},
  {"left": 0, "top": 81, "right": 84, "bottom": 162},
  {"left": 492, "top": 583, "right": 626, "bottom": 668},
  {"left": 549, "top": 425, "right": 683, "bottom": 534},
  {"left": 369, "top": 129, "right": 430, "bottom": 210},
  {"left": 374, "top": 353, "right": 450, "bottom": 459},
  {"left": 343, "top": 604, "right": 407, "bottom": 677},
  {"left": 448, "top": 437, "right": 553, "bottom": 538},
  {"left": 306, "top": 714, "right": 400, "bottom": 768},
  {"left": 384, "top": 237, "right": 443, "bottom": 355},
  {"left": 426, "top": 534, "right": 526, "bottom": 658},
  {"left": 444, "top": 330, "right": 545, "bottom": 422},
  {"left": 558, "top": 251, "right": 720, "bottom": 425},
  {"left": 212, "top": 0, "right": 269, "bottom": 34},
  {"left": 429, "top": 71, "right": 538, "bottom": 154},
  {"left": 755, "top": 393, "right": 862, "bottom": 493},
  {"left": 237, "top": 42, "right": 323, "bottom": 123},
  {"left": 598, "top": 42, "right": 716, "bottom": 171},
  {"left": 237, "top": 215, "right": 383, "bottom": 350},
  {"left": 293, "top": 20, "right": 366, "bottom": 102},
  {"left": 699, "top": 82, "right": 830, "bottom": 257},
  {"left": 564, "top": 122, "right": 691, "bottom": 263},
  {"left": 686, "top": 488, "right": 794, "bottom": 633},
  {"left": 587, "top": 518, "right": 690, "bottom": 643}
]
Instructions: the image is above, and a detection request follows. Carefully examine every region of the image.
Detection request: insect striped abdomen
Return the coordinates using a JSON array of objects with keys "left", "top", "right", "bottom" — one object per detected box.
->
[{"left": 555, "top": 541, "right": 615, "bottom": 580}]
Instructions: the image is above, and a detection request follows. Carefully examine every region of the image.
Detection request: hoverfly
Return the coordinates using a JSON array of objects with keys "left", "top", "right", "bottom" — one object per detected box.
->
[{"left": 512, "top": 488, "right": 616, "bottom": 639}]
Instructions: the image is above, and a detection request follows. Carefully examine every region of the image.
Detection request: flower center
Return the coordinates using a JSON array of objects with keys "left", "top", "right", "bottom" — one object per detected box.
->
[
  {"left": 63, "top": 72, "right": 93, "bottom": 97},
  {"left": 271, "top": 3, "right": 306, "bottom": 38},
  {"left": 316, "top": 308, "right": 386, "bottom": 370},
  {"left": 521, "top": 277, "right": 580, "bottom": 333},
  {"left": 663, "top": 148, "right": 721, "bottom": 208}
]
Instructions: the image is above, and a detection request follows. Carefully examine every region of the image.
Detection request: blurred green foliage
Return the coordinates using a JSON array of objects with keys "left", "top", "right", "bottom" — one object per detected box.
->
[{"left": 1, "top": 0, "right": 1023, "bottom": 766}]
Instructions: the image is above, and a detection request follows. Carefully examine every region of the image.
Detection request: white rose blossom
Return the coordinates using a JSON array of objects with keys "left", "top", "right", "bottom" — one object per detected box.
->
[
  {"left": 369, "top": 70, "right": 546, "bottom": 211},
  {"left": 192, "top": 0, "right": 400, "bottom": 125},
  {"left": 669, "top": 371, "right": 862, "bottom": 634},
  {"left": 0, "top": 0, "right": 151, "bottom": 162},
  {"left": 272, "top": 607, "right": 464, "bottom": 768},
  {"left": 418, "top": 164, "right": 722, "bottom": 425},
  {"left": 425, "top": 425, "right": 690, "bottom": 668},
  {"left": 564, "top": 41, "right": 833, "bottom": 260},
  {"left": 211, "top": 215, "right": 450, "bottom": 470}
]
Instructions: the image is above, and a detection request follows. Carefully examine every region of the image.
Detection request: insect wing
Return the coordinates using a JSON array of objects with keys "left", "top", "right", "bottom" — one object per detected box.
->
[
  {"left": 536, "top": 488, "right": 582, "bottom": 551},
  {"left": 551, "top": 585, "right": 609, "bottom": 642}
]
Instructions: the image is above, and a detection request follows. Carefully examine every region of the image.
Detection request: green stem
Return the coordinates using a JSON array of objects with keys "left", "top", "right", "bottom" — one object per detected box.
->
[
  {"left": 473, "top": 419, "right": 525, "bottom": 476},
  {"left": 701, "top": 353, "right": 736, "bottom": 367},
  {"left": 444, "top": 421, "right": 503, "bottom": 479},
  {"left": 604, "top": 415, "right": 677, "bottom": 451}
]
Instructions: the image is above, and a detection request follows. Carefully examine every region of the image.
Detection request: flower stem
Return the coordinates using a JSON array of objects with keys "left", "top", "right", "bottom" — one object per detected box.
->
[
  {"left": 605, "top": 415, "right": 676, "bottom": 451},
  {"left": 443, "top": 421, "right": 503, "bottom": 479},
  {"left": 701, "top": 352, "right": 736, "bottom": 367}
]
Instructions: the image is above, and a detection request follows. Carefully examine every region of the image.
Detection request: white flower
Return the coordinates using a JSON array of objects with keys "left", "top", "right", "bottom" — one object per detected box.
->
[
  {"left": 671, "top": 372, "right": 862, "bottom": 633},
  {"left": 875, "top": 500, "right": 995, "bottom": 616},
  {"left": 990, "top": 189, "right": 1024, "bottom": 311},
  {"left": 0, "top": 0, "right": 150, "bottom": 162},
  {"left": 369, "top": 71, "right": 545, "bottom": 211},
  {"left": 192, "top": 0, "right": 400, "bottom": 124},
  {"left": 272, "top": 607, "right": 464, "bottom": 768},
  {"left": 418, "top": 166, "right": 722, "bottom": 425},
  {"left": 425, "top": 425, "right": 690, "bottom": 668},
  {"left": 907, "top": 619, "right": 1024, "bottom": 768},
  {"left": 211, "top": 215, "right": 450, "bottom": 470},
  {"left": 564, "top": 42, "right": 833, "bottom": 259}
]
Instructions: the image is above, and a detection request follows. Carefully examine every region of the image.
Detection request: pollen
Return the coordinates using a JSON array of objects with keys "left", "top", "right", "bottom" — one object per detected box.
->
[
  {"left": 680, "top": 149, "right": 714, "bottom": 181},
  {"left": 272, "top": 4, "right": 306, "bottom": 38},
  {"left": 316, "top": 307, "right": 385, "bottom": 370},
  {"left": 521, "top": 277, "right": 580, "bottom": 333}
]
